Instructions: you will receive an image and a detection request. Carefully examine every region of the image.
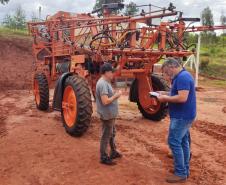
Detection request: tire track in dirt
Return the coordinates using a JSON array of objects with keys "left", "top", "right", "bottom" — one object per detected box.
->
[
  {"left": 0, "top": 115, "right": 8, "bottom": 138},
  {"left": 190, "top": 120, "right": 226, "bottom": 185},
  {"left": 193, "top": 120, "right": 226, "bottom": 142},
  {"left": 0, "top": 91, "right": 33, "bottom": 138},
  {"left": 116, "top": 122, "right": 173, "bottom": 170},
  {"left": 116, "top": 118, "right": 225, "bottom": 185},
  {"left": 85, "top": 114, "right": 171, "bottom": 169},
  {"left": 189, "top": 155, "right": 224, "bottom": 185}
]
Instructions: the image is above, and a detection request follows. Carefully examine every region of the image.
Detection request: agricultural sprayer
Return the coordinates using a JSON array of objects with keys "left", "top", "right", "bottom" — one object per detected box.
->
[{"left": 28, "top": 3, "right": 226, "bottom": 136}]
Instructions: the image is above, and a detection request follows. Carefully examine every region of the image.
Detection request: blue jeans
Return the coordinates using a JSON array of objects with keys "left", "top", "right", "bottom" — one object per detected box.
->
[{"left": 168, "top": 118, "right": 194, "bottom": 178}]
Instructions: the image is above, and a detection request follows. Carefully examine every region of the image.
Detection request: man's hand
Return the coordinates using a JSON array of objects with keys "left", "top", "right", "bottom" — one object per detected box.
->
[
  {"left": 114, "top": 90, "right": 122, "bottom": 98},
  {"left": 101, "top": 90, "right": 121, "bottom": 106},
  {"left": 157, "top": 90, "right": 189, "bottom": 103},
  {"left": 157, "top": 95, "right": 169, "bottom": 102}
]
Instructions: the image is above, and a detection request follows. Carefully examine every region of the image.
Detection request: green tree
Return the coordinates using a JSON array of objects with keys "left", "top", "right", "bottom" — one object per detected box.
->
[
  {"left": 14, "top": 5, "right": 26, "bottom": 29},
  {"left": 3, "top": 14, "right": 13, "bottom": 28},
  {"left": 201, "top": 7, "right": 215, "bottom": 45},
  {"left": 0, "top": 0, "right": 9, "bottom": 4},
  {"left": 201, "top": 7, "right": 214, "bottom": 26},
  {"left": 220, "top": 11, "right": 226, "bottom": 25},
  {"left": 124, "top": 2, "right": 139, "bottom": 16},
  {"left": 220, "top": 11, "right": 226, "bottom": 47},
  {"left": 93, "top": 0, "right": 124, "bottom": 15},
  {"left": 3, "top": 5, "right": 26, "bottom": 30},
  {"left": 220, "top": 11, "right": 226, "bottom": 35}
]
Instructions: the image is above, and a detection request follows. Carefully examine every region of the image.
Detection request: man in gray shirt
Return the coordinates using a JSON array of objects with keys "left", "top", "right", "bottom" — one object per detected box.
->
[{"left": 96, "top": 63, "right": 122, "bottom": 165}]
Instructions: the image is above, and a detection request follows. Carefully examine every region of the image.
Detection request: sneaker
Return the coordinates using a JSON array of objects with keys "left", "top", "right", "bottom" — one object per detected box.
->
[
  {"left": 100, "top": 156, "right": 116, "bottom": 166},
  {"left": 166, "top": 174, "right": 187, "bottom": 183},
  {"left": 110, "top": 151, "right": 122, "bottom": 159}
]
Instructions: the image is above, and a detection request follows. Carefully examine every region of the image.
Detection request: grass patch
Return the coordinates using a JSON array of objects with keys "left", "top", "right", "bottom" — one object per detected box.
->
[
  {"left": 0, "top": 27, "right": 29, "bottom": 38},
  {"left": 199, "top": 78, "right": 226, "bottom": 88},
  {"left": 200, "top": 46, "right": 226, "bottom": 79}
]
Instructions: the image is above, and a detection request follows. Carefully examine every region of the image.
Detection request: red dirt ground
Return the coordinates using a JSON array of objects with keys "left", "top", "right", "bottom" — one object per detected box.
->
[
  {"left": 223, "top": 107, "right": 226, "bottom": 114},
  {"left": 0, "top": 36, "right": 226, "bottom": 185},
  {"left": 0, "top": 35, "right": 33, "bottom": 90}
]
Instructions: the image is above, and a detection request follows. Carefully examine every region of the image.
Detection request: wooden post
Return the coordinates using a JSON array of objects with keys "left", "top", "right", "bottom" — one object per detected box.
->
[{"left": 195, "top": 34, "right": 201, "bottom": 87}]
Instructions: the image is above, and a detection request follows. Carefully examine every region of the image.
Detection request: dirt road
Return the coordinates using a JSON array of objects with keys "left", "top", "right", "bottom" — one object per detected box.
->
[{"left": 0, "top": 86, "right": 226, "bottom": 185}]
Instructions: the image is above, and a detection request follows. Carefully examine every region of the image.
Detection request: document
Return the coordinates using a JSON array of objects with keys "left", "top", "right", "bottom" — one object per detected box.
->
[{"left": 149, "top": 92, "right": 160, "bottom": 98}]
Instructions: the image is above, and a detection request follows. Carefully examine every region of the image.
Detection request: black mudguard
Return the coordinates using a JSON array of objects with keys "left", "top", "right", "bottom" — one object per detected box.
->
[
  {"left": 52, "top": 72, "right": 73, "bottom": 111},
  {"left": 129, "top": 79, "right": 138, "bottom": 102}
]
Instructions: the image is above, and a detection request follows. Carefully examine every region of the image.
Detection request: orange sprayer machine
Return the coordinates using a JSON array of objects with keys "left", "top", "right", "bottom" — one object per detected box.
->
[{"left": 28, "top": 3, "right": 226, "bottom": 136}]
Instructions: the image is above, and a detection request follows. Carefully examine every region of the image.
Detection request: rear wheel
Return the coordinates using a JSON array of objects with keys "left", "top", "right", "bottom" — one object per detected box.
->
[
  {"left": 61, "top": 75, "right": 92, "bottom": 136},
  {"left": 137, "top": 74, "right": 169, "bottom": 121},
  {"left": 33, "top": 73, "right": 49, "bottom": 110}
]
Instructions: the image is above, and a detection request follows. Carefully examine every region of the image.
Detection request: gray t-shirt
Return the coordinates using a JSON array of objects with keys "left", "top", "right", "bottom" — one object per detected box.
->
[{"left": 96, "top": 77, "right": 118, "bottom": 120}]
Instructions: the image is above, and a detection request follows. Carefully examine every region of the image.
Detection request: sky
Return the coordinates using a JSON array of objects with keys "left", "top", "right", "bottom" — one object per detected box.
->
[{"left": 0, "top": 0, "right": 225, "bottom": 27}]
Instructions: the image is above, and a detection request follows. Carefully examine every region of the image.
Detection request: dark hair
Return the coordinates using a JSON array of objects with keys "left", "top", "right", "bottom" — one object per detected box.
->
[
  {"left": 100, "top": 63, "right": 114, "bottom": 74},
  {"left": 162, "top": 57, "right": 181, "bottom": 69}
]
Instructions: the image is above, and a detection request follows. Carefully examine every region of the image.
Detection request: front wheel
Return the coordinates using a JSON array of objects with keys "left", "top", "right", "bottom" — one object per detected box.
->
[
  {"left": 61, "top": 75, "right": 92, "bottom": 136},
  {"left": 137, "top": 74, "right": 169, "bottom": 121}
]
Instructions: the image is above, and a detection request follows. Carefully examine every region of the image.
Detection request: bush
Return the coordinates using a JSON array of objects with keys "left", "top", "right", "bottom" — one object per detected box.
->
[
  {"left": 200, "top": 52, "right": 210, "bottom": 57},
  {"left": 2, "top": 5, "right": 26, "bottom": 30},
  {"left": 200, "top": 57, "right": 210, "bottom": 70}
]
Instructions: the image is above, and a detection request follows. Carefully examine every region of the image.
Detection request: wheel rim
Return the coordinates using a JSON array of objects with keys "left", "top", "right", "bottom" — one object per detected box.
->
[
  {"left": 34, "top": 79, "right": 40, "bottom": 105},
  {"left": 62, "top": 86, "right": 77, "bottom": 127},
  {"left": 143, "top": 83, "right": 161, "bottom": 114},
  {"left": 144, "top": 102, "right": 161, "bottom": 114}
]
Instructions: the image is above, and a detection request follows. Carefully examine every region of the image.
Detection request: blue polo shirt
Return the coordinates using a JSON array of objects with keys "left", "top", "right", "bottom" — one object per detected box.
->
[{"left": 169, "top": 69, "right": 196, "bottom": 120}]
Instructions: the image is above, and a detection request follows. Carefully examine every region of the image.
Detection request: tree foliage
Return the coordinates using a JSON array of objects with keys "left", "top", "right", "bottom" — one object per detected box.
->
[
  {"left": 220, "top": 14, "right": 226, "bottom": 25},
  {"left": 201, "top": 7, "right": 215, "bottom": 44},
  {"left": 124, "top": 2, "right": 139, "bottom": 16},
  {"left": 3, "top": 5, "right": 26, "bottom": 30},
  {"left": 220, "top": 11, "right": 226, "bottom": 35},
  {"left": 201, "top": 7, "right": 214, "bottom": 26},
  {"left": 93, "top": 0, "right": 124, "bottom": 15},
  {"left": 0, "top": 0, "right": 9, "bottom": 4}
]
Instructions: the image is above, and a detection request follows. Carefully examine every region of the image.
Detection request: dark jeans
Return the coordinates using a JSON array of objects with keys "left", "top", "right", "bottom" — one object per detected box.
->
[
  {"left": 100, "top": 119, "right": 116, "bottom": 158},
  {"left": 168, "top": 118, "right": 194, "bottom": 178}
]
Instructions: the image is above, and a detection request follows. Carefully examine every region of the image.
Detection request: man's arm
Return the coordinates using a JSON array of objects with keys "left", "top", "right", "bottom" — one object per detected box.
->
[
  {"left": 101, "top": 92, "right": 121, "bottom": 106},
  {"left": 157, "top": 90, "right": 189, "bottom": 103},
  {"left": 157, "top": 91, "right": 170, "bottom": 95},
  {"left": 158, "top": 73, "right": 191, "bottom": 103}
]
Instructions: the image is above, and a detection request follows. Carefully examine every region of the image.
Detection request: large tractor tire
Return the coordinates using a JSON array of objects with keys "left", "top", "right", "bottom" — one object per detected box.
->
[
  {"left": 33, "top": 73, "right": 49, "bottom": 111},
  {"left": 61, "top": 75, "right": 92, "bottom": 136},
  {"left": 137, "top": 74, "right": 169, "bottom": 121}
]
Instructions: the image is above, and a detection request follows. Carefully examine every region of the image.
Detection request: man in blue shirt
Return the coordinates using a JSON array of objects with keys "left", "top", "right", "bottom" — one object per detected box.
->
[{"left": 157, "top": 57, "right": 196, "bottom": 183}]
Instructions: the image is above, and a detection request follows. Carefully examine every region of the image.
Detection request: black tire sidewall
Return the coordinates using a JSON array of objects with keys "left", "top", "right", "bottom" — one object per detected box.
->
[
  {"left": 34, "top": 73, "right": 49, "bottom": 111},
  {"left": 61, "top": 75, "right": 92, "bottom": 136}
]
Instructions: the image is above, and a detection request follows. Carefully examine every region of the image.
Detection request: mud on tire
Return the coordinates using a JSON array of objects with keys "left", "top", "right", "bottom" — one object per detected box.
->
[
  {"left": 34, "top": 73, "right": 49, "bottom": 111},
  {"left": 137, "top": 74, "right": 169, "bottom": 121},
  {"left": 61, "top": 75, "right": 92, "bottom": 136}
]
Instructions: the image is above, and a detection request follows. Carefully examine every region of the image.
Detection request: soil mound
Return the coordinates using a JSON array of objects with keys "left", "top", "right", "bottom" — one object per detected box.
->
[{"left": 0, "top": 35, "right": 33, "bottom": 91}]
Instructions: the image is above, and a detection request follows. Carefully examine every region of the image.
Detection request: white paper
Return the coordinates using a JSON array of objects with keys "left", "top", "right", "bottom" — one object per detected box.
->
[{"left": 149, "top": 92, "right": 160, "bottom": 97}]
